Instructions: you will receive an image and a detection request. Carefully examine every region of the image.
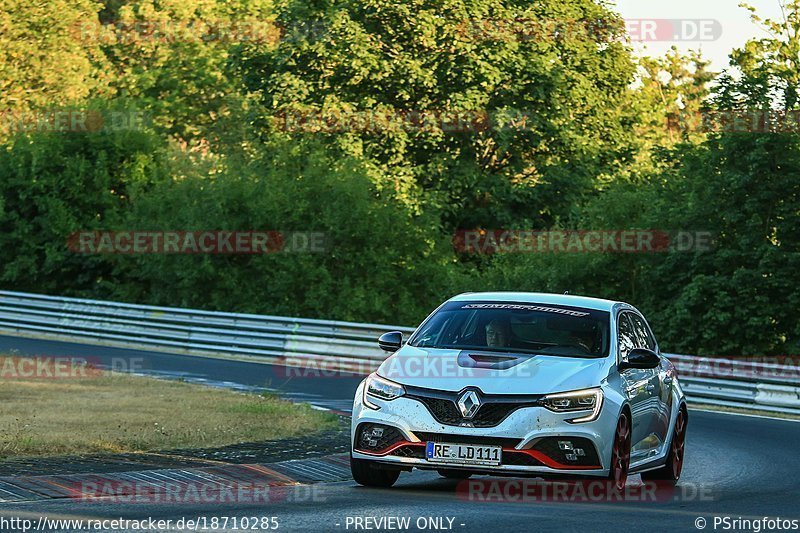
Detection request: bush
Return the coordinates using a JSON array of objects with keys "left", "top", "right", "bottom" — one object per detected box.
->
[
  {"left": 103, "top": 138, "right": 455, "bottom": 325},
  {"left": 0, "top": 125, "right": 166, "bottom": 295}
]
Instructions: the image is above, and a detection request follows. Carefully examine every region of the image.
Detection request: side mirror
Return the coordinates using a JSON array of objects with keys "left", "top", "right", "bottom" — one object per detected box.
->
[
  {"left": 378, "top": 331, "right": 403, "bottom": 353},
  {"left": 618, "top": 348, "right": 660, "bottom": 371}
]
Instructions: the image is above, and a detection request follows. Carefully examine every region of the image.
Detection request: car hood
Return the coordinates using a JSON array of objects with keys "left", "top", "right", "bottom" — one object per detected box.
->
[{"left": 376, "top": 345, "right": 610, "bottom": 395}]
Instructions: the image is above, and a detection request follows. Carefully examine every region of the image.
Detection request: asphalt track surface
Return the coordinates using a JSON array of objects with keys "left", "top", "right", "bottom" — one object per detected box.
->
[{"left": 1, "top": 335, "right": 799, "bottom": 533}]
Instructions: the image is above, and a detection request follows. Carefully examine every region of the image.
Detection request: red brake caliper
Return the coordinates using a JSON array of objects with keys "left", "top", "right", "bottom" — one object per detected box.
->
[
  {"left": 672, "top": 411, "right": 686, "bottom": 476},
  {"left": 613, "top": 414, "right": 630, "bottom": 489}
]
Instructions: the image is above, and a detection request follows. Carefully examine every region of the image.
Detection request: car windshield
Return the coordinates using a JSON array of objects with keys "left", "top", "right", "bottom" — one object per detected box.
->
[{"left": 409, "top": 301, "right": 610, "bottom": 358}]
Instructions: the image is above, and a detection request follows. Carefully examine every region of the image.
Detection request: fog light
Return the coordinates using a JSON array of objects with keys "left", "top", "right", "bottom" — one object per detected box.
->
[
  {"left": 356, "top": 423, "right": 402, "bottom": 452},
  {"left": 558, "top": 441, "right": 574, "bottom": 451},
  {"left": 565, "top": 453, "right": 577, "bottom": 461},
  {"left": 575, "top": 448, "right": 585, "bottom": 456}
]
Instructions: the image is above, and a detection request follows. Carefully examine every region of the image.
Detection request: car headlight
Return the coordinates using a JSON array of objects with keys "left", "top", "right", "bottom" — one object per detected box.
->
[
  {"left": 363, "top": 373, "right": 405, "bottom": 410},
  {"left": 540, "top": 388, "right": 603, "bottom": 423}
]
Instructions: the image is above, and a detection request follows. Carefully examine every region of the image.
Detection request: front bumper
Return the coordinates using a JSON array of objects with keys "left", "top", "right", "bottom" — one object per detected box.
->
[{"left": 351, "top": 382, "right": 620, "bottom": 478}]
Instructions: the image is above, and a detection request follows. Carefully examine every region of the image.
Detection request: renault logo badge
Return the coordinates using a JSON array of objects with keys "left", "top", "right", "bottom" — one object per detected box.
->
[{"left": 457, "top": 390, "right": 481, "bottom": 419}]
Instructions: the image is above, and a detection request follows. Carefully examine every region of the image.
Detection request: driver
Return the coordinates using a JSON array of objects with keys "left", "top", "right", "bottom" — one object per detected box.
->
[{"left": 485, "top": 318, "right": 512, "bottom": 348}]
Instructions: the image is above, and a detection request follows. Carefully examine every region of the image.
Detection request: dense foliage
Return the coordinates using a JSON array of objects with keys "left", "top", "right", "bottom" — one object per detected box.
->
[{"left": 1, "top": 0, "right": 798, "bottom": 355}]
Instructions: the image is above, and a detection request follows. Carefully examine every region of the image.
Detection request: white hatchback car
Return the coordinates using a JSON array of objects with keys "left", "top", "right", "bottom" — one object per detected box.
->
[{"left": 350, "top": 292, "right": 687, "bottom": 490}]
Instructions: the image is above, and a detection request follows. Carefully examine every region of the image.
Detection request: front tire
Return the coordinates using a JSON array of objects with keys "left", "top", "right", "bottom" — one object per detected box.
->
[
  {"left": 641, "top": 406, "right": 687, "bottom": 485},
  {"left": 350, "top": 455, "right": 401, "bottom": 488},
  {"left": 608, "top": 411, "right": 631, "bottom": 491}
]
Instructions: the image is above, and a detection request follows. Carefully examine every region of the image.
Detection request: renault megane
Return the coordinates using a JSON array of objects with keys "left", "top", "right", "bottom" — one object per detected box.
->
[{"left": 350, "top": 292, "right": 687, "bottom": 490}]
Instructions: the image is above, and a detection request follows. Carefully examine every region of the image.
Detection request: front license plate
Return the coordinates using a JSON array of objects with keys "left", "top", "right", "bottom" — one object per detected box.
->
[{"left": 425, "top": 442, "right": 502, "bottom": 466}]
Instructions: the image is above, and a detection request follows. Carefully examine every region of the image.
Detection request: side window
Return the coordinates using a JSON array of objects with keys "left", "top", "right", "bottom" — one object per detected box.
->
[
  {"left": 629, "top": 313, "right": 656, "bottom": 351},
  {"left": 617, "top": 313, "right": 637, "bottom": 361}
]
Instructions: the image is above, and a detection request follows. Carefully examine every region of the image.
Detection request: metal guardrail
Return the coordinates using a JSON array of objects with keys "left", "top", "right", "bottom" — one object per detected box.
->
[
  {"left": 0, "top": 291, "right": 798, "bottom": 416},
  {"left": 0, "top": 290, "right": 414, "bottom": 371}
]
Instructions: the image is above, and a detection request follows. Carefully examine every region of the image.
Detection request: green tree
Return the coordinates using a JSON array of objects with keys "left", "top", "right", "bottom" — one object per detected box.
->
[
  {"left": 477, "top": 2, "right": 800, "bottom": 356},
  {"left": 0, "top": 0, "right": 112, "bottom": 136},
  {"left": 645, "top": 136, "right": 800, "bottom": 356},
  {"left": 232, "top": 0, "right": 641, "bottom": 229},
  {"left": 714, "top": 0, "right": 800, "bottom": 110},
  {"left": 89, "top": 0, "right": 276, "bottom": 144},
  {"left": 633, "top": 48, "right": 714, "bottom": 155}
]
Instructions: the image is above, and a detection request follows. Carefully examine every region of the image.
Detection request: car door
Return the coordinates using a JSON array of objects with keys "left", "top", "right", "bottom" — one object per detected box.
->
[
  {"left": 629, "top": 312, "right": 673, "bottom": 447},
  {"left": 617, "top": 311, "right": 660, "bottom": 459}
]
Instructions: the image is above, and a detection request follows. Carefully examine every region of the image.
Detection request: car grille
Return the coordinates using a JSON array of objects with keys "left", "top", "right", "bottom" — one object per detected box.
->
[
  {"left": 412, "top": 432, "right": 522, "bottom": 448},
  {"left": 383, "top": 437, "right": 601, "bottom": 469},
  {"left": 405, "top": 386, "right": 542, "bottom": 428},
  {"left": 389, "top": 443, "right": 546, "bottom": 468}
]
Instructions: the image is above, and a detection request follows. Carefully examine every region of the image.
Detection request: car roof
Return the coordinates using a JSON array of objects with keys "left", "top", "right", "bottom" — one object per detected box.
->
[{"left": 447, "top": 292, "right": 624, "bottom": 312}]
